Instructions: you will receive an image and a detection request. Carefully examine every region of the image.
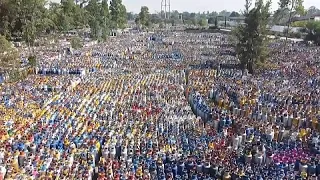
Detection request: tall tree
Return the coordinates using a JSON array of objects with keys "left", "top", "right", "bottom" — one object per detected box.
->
[
  {"left": 138, "top": 6, "right": 150, "bottom": 28},
  {"left": 278, "top": 0, "right": 306, "bottom": 48},
  {"left": 229, "top": 11, "right": 241, "bottom": 17},
  {"left": 307, "top": 6, "right": 320, "bottom": 15},
  {"left": 218, "top": 10, "right": 231, "bottom": 17},
  {"left": 72, "top": 4, "right": 88, "bottom": 29},
  {"left": 100, "top": 0, "right": 111, "bottom": 39},
  {"left": 294, "top": 0, "right": 306, "bottom": 16},
  {"left": 0, "top": 0, "right": 48, "bottom": 42},
  {"left": 110, "top": 0, "right": 127, "bottom": 29},
  {"left": 150, "top": 14, "right": 162, "bottom": 24},
  {"left": 0, "top": 35, "right": 19, "bottom": 68},
  {"left": 86, "top": 0, "right": 102, "bottom": 39},
  {"left": 59, "top": 0, "right": 76, "bottom": 31},
  {"left": 233, "top": 0, "right": 271, "bottom": 74},
  {"left": 127, "top": 12, "right": 135, "bottom": 21},
  {"left": 198, "top": 18, "right": 208, "bottom": 27},
  {"left": 272, "top": 8, "right": 291, "bottom": 25},
  {"left": 305, "top": 21, "right": 320, "bottom": 45}
]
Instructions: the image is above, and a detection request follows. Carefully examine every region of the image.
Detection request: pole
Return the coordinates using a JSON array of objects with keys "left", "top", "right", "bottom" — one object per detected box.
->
[
  {"left": 285, "top": 0, "right": 296, "bottom": 51},
  {"left": 161, "top": 0, "right": 170, "bottom": 31},
  {"left": 225, "top": 16, "right": 227, "bottom": 28}
]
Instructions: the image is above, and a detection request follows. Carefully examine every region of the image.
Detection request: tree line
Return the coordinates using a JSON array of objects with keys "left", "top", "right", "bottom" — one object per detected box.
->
[
  {"left": 0, "top": 0, "right": 244, "bottom": 42},
  {"left": 133, "top": 8, "right": 241, "bottom": 28},
  {"left": 0, "top": 0, "right": 127, "bottom": 42}
]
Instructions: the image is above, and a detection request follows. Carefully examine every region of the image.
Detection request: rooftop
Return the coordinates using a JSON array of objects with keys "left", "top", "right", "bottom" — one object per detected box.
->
[
  {"left": 228, "top": 17, "right": 246, "bottom": 20},
  {"left": 291, "top": 13, "right": 320, "bottom": 22}
]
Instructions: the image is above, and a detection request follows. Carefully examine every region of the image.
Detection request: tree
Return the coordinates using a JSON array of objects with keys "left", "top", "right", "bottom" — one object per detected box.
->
[
  {"left": 100, "top": 0, "right": 111, "bottom": 39},
  {"left": 229, "top": 11, "right": 241, "bottom": 17},
  {"left": 294, "top": 0, "right": 306, "bottom": 16},
  {"left": 138, "top": 6, "right": 150, "bottom": 28},
  {"left": 70, "top": 36, "right": 83, "bottom": 49},
  {"left": 307, "top": 6, "right": 320, "bottom": 16},
  {"left": 110, "top": 0, "right": 127, "bottom": 29},
  {"left": 198, "top": 18, "right": 208, "bottom": 27},
  {"left": 219, "top": 10, "right": 231, "bottom": 17},
  {"left": 305, "top": 21, "right": 320, "bottom": 45},
  {"left": 215, "top": 17, "right": 218, "bottom": 27},
  {"left": 28, "top": 56, "right": 37, "bottom": 67},
  {"left": 86, "top": 0, "right": 102, "bottom": 39},
  {"left": 150, "top": 14, "right": 162, "bottom": 24},
  {"left": 170, "top": 10, "right": 181, "bottom": 22},
  {"left": 127, "top": 12, "right": 135, "bottom": 21},
  {"left": 208, "top": 17, "right": 215, "bottom": 24},
  {"left": 135, "top": 17, "right": 141, "bottom": 26},
  {"left": 233, "top": 0, "right": 271, "bottom": 74},
  {"left": 0, "top": 35, "right": 19, "bottom": 68},
  {"left": 159, "top": 22, "right": 165, "bottom": 29},
  {"left": 272, "top": 8, "right": 291, "bottom": 25},
  {"left": 291, "top": 20, "right": 308, "bottom": 27},
  {"left": 0, "top": 0, "right": 48, "bottom": 43},
  {"left": 277, "top": 0, "right": 306, "bottom": 47},
  {"left": 72, "top": 4, "right": 89, "bottom": 29}
]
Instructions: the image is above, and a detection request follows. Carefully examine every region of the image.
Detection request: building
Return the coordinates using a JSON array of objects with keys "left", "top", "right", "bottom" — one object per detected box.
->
[
  {"left": 291, "top": 13, "right": 320, "bottom": 22},
  {"left": 228, "top": 17, "right": 246, "bottom": 23}
]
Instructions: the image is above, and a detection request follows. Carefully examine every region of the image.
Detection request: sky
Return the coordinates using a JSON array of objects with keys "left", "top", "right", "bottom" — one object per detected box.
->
[{"left": 51, "top": 0, "right": 320, "bottom": 14}]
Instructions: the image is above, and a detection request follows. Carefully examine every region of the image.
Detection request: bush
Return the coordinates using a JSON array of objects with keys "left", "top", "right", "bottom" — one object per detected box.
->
[
  {"left": 70, "top": 37, "right": 83, "bottom": 49},
  {"left": 28, "top": 56, "right": 37, "bottom": 67},
  {"left": 293, "top": 32, "right": 302, "bottom": 38}
]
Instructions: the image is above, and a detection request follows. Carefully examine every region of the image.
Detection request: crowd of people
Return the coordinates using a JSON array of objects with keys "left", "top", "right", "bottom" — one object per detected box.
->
[{"left": 0, "top": 31, "right": 320, "bottom": 180}]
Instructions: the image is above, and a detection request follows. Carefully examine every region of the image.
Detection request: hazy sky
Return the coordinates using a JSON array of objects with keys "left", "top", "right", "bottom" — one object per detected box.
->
[{"left": 52, "top": 0, "right": 320, "bottom": 13}]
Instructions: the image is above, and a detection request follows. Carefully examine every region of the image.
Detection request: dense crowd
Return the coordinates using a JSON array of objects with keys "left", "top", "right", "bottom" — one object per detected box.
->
[{"left": 0, "top": 31, "right": 320, "bottom": 180}]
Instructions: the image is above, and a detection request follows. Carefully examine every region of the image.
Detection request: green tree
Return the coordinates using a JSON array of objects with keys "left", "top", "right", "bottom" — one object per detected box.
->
[
  {"left": 127, "top": 12, "right": 135, "bottom": 21},
  {"left": 218, "top": 10, "right": 231, "bottom": 17},
  {"left": 70, "top": 36, "right": 83, "bottom": 49},
  {"left": 0, "top": 35, "right": 19, "bottom": 68},
  {"left": 294, "top": 0, "right": 306, "bottom": 16},
  {"left": 208, "top": 17, "right": 215, "bottom": 24},
  {"left": 118, "top": 4, "right": 127, "bottom": 29},
  {"left": 278, "top": 0, "right": 306, "bottom": 47},
  {"left": 35, "top": 8, "right": 56, "bottom": 34},
  {"left": 0, "top": 0, "right": 48, "bottom": 43},
  {"left": 135, "top": 17, "right": 141, "bottom": 26},
  {"left": 138, "top": 6, "right": 150, "bottom": 28},
  {"left": 214, "top": 16, "right": 218, "bottom": 27},
  {"left": 28, "top": 56, "right": 37, "bottom": 67},
  {"left": 198, "top": 18, "right": 208, "bottom": 27},
  {"left": 72, "top": 4, "right": 89, "bottom": 29},
  {"left": 150, "top": 14, "right": 162, "bottom": 24},
  {"left": 47, "top": 2, "right": 62, "bottom": 32},
  {"left": 59, "top": 0, "right": 76, "bottom": 31},
  {"left": 307, "top": 6, "right": 320, "bottom": 16},
  {"left": 159, "top": 22, "right": 165, "bottom": 29},
  {"left": 305, "top": 21, "right": 320, "bottom": 45},
  {"left": 110, "top": 0, "right": 127, "bottom": 29},
  {"left": 229, "top": 11, "right": 241, "bottom": 17},
  {"left": 272, "top": 8, "right": 291, "bottom": 25},
  {"left": 233, "top": 0, "right": 271, "bottom": 74},
  {"left": 100, "top": 0, "right": 111, "bottom": 39},
  {"left": 86, "top": 0, "right": 102, "bottom": 39}
]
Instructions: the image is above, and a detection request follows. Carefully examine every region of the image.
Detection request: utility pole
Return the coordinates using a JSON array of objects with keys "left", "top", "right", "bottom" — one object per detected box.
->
[{"left": 161, "top": 0, "right": 171, "bottom": 31}]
